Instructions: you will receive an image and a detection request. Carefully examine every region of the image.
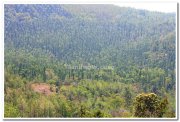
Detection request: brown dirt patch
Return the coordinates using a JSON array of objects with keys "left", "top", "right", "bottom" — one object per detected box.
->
[{"left": 31, "top": 83, "right": 54, "bottom": 95}]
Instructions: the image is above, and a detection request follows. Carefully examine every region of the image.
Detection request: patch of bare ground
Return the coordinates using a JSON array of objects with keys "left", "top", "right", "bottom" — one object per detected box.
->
[{"left": 31, "top": 83, "right": 55, "bottom": 96}]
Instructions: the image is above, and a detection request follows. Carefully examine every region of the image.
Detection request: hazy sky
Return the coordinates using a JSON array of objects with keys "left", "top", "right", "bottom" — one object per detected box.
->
[{"left": 114, "top": 3, "right": 177, "bottom": 13}]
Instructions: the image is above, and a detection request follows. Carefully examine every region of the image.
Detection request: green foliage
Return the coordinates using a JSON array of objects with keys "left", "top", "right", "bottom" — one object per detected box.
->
[
  {"left": 134, "top": 93, "right": 168, "bottom": 117},
  {"left": 48, "top": 79, "right": 56, "bottom": 85},
  {"left": 75, "top": 104, "right": 93, "bottom": 117},
  {"left": 4, "top": 4, "right": 175, "bottom": 118},
  {"left": 124, "top": 87, "right": 132, "bottom": 108},
  {"left": 5, "top": 71, "right": 25, "bottom": 89},
  {"left": 93, "top": 109, "right": 111, "bottom": 117},
  {"left": 4, "top": 103, "right": 20, "bottom": 117}
]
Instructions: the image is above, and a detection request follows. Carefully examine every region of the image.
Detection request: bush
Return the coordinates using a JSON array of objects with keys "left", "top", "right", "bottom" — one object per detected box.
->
[{"left": 134, "top": 93, "right": 168, "bottom": 117}]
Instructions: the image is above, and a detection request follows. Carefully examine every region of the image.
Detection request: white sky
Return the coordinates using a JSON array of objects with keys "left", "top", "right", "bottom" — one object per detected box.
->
[
  {"left": 114, "top": 3, "right": 177, "bottom": 13},
  {"left": 0, "top": 0, "right": 177, "bottom": 13}
]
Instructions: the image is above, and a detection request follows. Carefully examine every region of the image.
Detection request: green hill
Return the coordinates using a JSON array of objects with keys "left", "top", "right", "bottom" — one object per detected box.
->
[{"left": 4, "top": 4, "right": 176, "bottom": 118}]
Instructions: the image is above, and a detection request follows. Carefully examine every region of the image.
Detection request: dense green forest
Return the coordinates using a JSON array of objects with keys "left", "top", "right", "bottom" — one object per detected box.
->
[{"left": 4, "top": 4, "right": 176, "bottom": 118}]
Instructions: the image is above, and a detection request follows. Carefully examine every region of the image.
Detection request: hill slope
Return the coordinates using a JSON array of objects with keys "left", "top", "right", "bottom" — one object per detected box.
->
[{"left": 4, "top": 4, "right": 176, "bottom": 118}]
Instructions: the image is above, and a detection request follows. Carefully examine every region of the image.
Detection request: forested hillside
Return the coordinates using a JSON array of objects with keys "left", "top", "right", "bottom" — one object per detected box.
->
[{"left": 4, "top": 4, "right": 176, "bottom": 118}]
